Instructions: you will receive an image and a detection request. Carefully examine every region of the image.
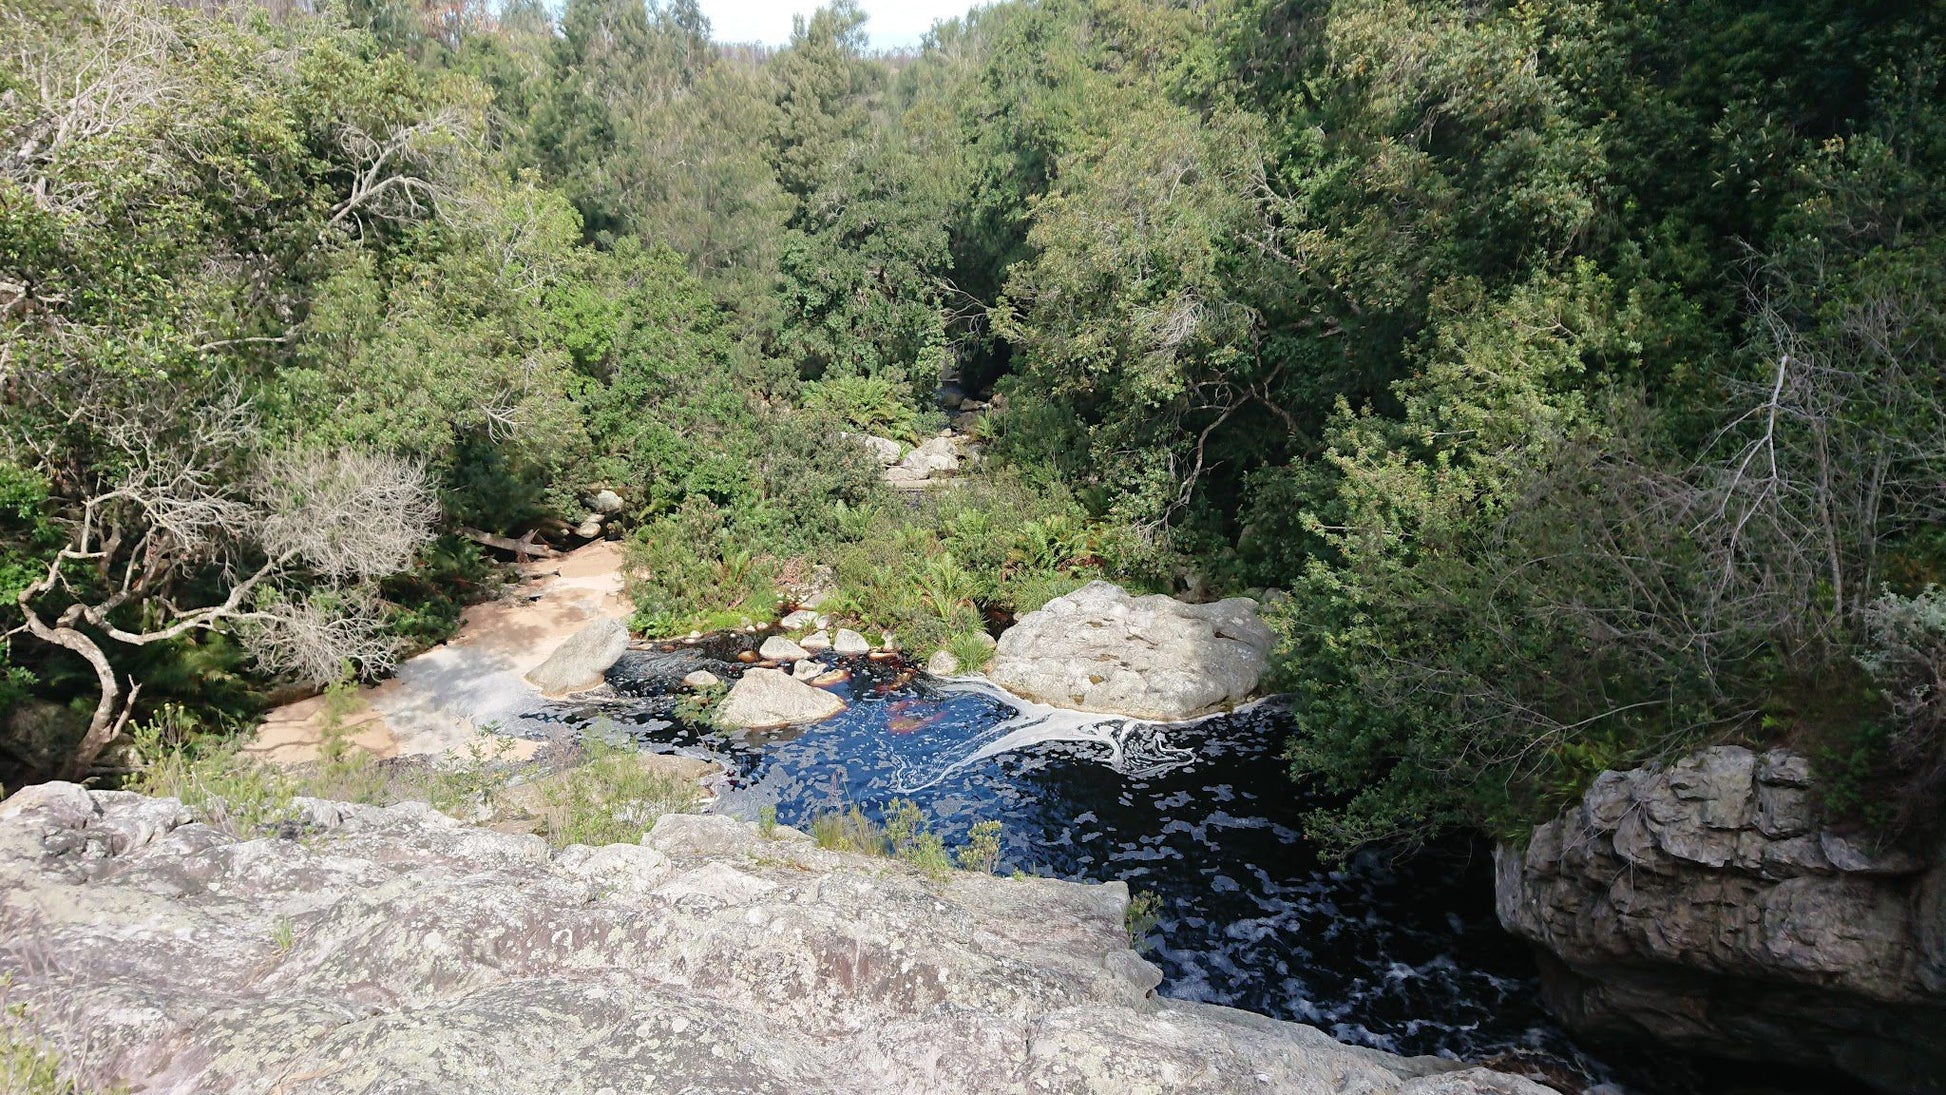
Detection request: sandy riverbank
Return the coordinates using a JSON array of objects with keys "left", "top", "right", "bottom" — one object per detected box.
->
[{"left": 247, "top": 540, "right": 631, "bottom": 764}]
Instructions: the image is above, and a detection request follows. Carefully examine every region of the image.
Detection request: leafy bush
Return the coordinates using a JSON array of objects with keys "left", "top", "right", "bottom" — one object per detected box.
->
[
  {"left": 1124, "top": 889, "right": 1163, "bottom": 953},
  {"left": 625, "top": 499, "right": 784, "bottom": 636},
  {"left": 1854, "top": 588, "right": 1946, "bottom": 834},
  {"left": 0, "top": 1012, "right": 87, "bottom": 1095},
  {"left": 802, "top": 375, "right": 939, "bottom": 444},
  {"left": 819, "top": 472, "right": 1172, "bottom": 660},
  {"left": 958, "top": 819, "right": 1003, "bottom": 873}
]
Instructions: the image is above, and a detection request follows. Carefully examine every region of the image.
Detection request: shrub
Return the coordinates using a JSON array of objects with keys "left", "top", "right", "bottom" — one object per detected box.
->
[
  {"left": 1854, "top": 587, "right": 1946, "bottom": 835},
  {"left": 0, "top": 1020, "right": 83, "bottom": 1095},
  {"left": 944, "top": 631, "right": 996, "bottom": 673},
  {"left": 536, "top": 740, "right": 703, "bottom": 848},
  {"left": 957, "top": 819, "right": 1003, "bottom": 874},
  {"left": 626, "top": 499, "right": 783, "bottom": 636},
  {"left": 808, "top": 801, "right": 1003, "bottom": 880},
  {"left": 129, "top": 707, "right": 299, "bottom": 837},
  {"left": 811, "top": 806, "right": 887, "bottom": 855},
  {"left": 801, "top": 375, "right": 939, "bottom": 444},
  {"left": 883, "top": 798, "right": 954, "bottom": 879},
  {"left": 1124, "top": 889, "right": 1163, "bottom": 953}
]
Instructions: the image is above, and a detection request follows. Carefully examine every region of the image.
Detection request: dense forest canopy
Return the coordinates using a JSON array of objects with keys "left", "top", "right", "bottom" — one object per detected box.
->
[{"left": 3, "top": 0, "right": 1943, "bottom": 853}]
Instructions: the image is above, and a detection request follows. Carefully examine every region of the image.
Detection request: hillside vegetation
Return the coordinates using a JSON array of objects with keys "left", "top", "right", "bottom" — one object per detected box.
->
[{"left": 3, "top": 0, "right": 1943, "bottom": 853}]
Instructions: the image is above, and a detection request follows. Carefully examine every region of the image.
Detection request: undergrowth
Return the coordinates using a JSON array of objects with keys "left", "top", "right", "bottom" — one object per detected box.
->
[
  {"left": 534, "top": 739, "right": 702, "bottom": 847},
  {"left": 128, "top": 697, "right": 700, "bottom": 848},
  {"left": 622, "top": 466, "right": 1177, "bottom": 669},
  {"left": 0, "top": 981, "right": 118, "bottom": 1095},
  {"left": 1124, "top": 890, "right": 1163, "bottom": 953},
  {"left": 809, "top": 799, "right": 1006, "bottom": 880},
  {"left": 0, "top": 1024, "right": 80, "bottom": 1095}
]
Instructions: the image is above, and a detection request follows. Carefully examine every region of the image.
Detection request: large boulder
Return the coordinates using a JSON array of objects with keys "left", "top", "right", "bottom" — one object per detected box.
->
[
  {"left": 758, "top": 635, "right": 811, "bottom": 661},
  {"left": 0, "top": 784, "right": 1550, "bottom": 1095},
  {"left": 523, "top": 616, "right": 630, "bottom": 695},
  {"left": 895, "top": 435, "right": 961, "bottom": 478},
  {"left": 986, "top": 581, "right": 1275, "bottom": 721},
  {"left": 845, "top": 433, "right": 902, "bottom": 466},
  {"left": 1497, "top": 745, "right": 1946, "bottom": 1094},
  {"left": 714, "top": 667, "right": 845, "bottom": 730}
]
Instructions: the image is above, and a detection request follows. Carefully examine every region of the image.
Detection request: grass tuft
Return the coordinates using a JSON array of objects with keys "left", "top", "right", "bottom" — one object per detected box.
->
[{"left": 808, "top": 801, "right": 1003, "bottom": 880}]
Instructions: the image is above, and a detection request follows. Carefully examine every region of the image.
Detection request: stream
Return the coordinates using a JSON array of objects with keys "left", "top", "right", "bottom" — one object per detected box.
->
[{"left": 506, "top": 638, "right": 1590, "bottom": 1073}]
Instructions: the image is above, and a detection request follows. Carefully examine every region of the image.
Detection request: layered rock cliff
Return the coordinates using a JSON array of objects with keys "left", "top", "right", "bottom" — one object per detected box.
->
[
  {"left": 1496, "top": 746, "right": 1946, "bottom": 1094},
  {"left": 0, "top": 783, "right": 1548, "bottom": 1095}
]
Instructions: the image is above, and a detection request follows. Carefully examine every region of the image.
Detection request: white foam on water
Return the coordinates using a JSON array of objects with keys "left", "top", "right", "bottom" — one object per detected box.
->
[{"left": 888, "top": 676, "right": 1234, "bottom": 792}]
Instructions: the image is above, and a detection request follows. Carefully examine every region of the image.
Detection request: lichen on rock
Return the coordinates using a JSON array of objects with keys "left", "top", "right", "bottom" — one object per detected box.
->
[{"left": 0, "top": 783, "right": 1550, "bottom": 1095}]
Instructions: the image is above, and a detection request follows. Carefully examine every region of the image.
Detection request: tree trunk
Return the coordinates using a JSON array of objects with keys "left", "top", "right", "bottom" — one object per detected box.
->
[
  {"left": 20, "top": 613, "right": 124, "bottom": 780},
  {"left": 458, "top": 526, "right": 561, "bottom": 561}
]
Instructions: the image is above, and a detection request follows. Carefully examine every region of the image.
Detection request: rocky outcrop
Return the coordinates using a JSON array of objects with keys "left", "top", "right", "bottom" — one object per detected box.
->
[
  {"left": 883, "top": 433, "right": 973, "bottom": 490},
  {"left": 714, "top": 667, "right": 846, "bottom": 729},
  {"left": 522, "top": 615, "right": 630, "bottom": 695},
  {"left": 0, "top": 783, "right": 1548, "bottom": 1095},
  {"left": 846, "top": 433, "right": 903, "bottom": 466},
  {"left": 985, "top": 581, "right": 1275, "bottom": 721},
  {"left": 1497, "top": 746, "right": 1946, "bottom": 1094}
]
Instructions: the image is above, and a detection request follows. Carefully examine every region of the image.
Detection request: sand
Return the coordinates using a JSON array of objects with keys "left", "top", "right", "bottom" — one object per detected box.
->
[{"left": 246, "top": 540, "right": 631, "bottom": 765}]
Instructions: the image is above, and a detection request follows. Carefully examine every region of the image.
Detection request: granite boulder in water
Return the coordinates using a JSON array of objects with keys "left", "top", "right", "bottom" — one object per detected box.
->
[
  {"left": 986, "top": 581, "right": 1275, "bottom": 721},
  {"left": 0, "top": 783, "right": 1553, "bottom": 1095},
  {"left": 523, "top": 615, "right": 630, "bottom": 695},
  {"left": 714, "top": 667, "right": 845, "bottom": 729}
]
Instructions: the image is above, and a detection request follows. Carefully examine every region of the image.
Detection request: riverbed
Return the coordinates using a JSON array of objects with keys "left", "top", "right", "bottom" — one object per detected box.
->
[{"left": 502, "top": 641, "right": 1583, "bottom": 1070}]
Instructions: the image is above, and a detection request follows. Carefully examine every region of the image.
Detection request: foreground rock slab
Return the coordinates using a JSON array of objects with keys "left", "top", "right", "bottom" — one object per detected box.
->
[
  {"left": 986, "top": 581, "right": 1275, "bottom": 721},
  {"left": 714, "top": 666, "right": 845, "bottom": 729},
  {"left": 1498, "top": 745, "right": 1946, "bottom": 1094},
  {"left": 0, "top": 785, "right": 1547, "bottom": 1095}
]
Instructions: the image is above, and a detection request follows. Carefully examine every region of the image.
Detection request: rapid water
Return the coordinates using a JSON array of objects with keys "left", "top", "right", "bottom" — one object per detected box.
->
[{"left": 509, "top": 639, "right": 1582, "bottom": 1069}]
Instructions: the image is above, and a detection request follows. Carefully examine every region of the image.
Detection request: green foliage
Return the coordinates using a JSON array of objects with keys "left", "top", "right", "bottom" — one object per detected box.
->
[
  {"left": 536, "top": 739, "right": 703, "bottom": 848},
  {"left": 808, "top": 800, "right": 1002, "bottom": 879},
  {"left": 380, "top": 536, "right": 507, "bottom": 652},
  {"left": 9, "top": 0, "right": 1944, "bottom": 865},
  {"left": 802, "top": 376, "right": 936, "bottom": 444},
  {"left": 0, "top": 462, "right": 57, "bottom": 607},
  {"left": 958, "top": 819, "right": 1003, "bottom": 874},
  {"left": 817, "top": 471, "right": 1174, "bottom": 660},
  {"left": 673, "top": 679, "right": 729, "bottom": 729},
  {"left": 1811, "top": 721, "right": 1899, "bottom": 837},
  {"left": 129, "top": 707, "right": 299, "bottom": 837},
  {"left": 1124, "top": 889, "right": 1163, "bottom": 953},
  {"left": 0, "top": 1008, "right": 92, "bottom": 1095},
  {"left": 810, "top": 805, "right": 887, "bottom": 856},
  {"left": 943, "top": 632, "right": 997, "bottom": 674},
  {"left": 625, "top": 500, "right": 784, "bottom": 637}
]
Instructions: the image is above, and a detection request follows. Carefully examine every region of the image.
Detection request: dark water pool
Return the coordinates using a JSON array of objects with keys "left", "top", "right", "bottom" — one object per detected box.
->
[{"left": 510, "top": 643, "right": 1584, "bottom": 1071}]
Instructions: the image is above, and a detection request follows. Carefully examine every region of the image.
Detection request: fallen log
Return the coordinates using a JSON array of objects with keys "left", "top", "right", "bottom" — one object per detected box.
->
[{"left": 458, "top": 526, "right": 561, "bottom": 561}]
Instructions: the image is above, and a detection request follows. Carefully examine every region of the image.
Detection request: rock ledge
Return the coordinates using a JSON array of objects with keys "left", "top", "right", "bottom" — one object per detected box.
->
[
  {"left": 1497, "top": 745, "right": 1946, "bottom": 1094},
  {"left": 0, "top": 783, "right": 1546, "bottom": 1095}
]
